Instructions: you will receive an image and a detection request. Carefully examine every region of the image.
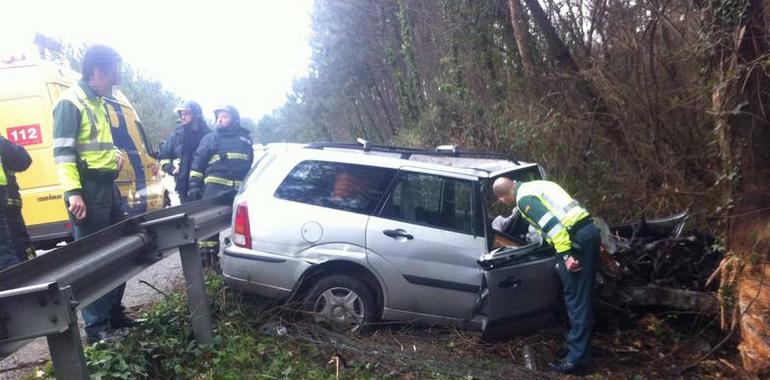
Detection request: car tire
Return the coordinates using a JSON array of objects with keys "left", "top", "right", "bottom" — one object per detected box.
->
[{"left": 304, "top": 274, "right": 377, "bottom": 332}]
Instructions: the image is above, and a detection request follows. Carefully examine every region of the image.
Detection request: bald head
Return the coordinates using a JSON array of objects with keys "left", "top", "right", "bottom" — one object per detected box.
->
[{"left": 493, "top": 177, "right": 517, "bottom": 205}]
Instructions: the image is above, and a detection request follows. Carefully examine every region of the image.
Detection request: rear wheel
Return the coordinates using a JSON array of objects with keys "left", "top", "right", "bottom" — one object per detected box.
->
[{"left": 304, "top": 275, "right": 377, "bottom": 332}]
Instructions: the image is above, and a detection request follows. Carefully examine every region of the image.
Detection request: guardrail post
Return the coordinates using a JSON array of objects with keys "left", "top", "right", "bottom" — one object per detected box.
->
[
  {"left": 178, "top": 243, "right": 213, "bottom": 344},
  {"left": 46, "top": 316, "right": 88, "bottom": 379}
]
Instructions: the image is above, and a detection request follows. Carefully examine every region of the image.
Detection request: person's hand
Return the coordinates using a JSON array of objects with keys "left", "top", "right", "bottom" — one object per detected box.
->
[
  {"left": 566, "top": 255, "right": 582, "bottom": 272},
  {"left": 187, "top": 187, "right": 202, "bottom": 201},
  {"left": 116, "top": 151, "right": 126, "bottom": 172},
  {"left": 68, "top": 194, "right": 87, "bottom": 220}
]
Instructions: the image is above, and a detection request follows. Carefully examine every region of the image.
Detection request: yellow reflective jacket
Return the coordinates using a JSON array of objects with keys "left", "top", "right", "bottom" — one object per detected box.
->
[
  {"left": 515, "top": 180, "right": 590, "bottom": 254},
  {"left": 53, "top": 81, "right": 118, "bottom": 192}
]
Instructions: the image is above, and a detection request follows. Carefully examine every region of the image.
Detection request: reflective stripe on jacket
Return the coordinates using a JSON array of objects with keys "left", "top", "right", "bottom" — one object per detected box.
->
[
  {"left": 0, "top": 159, "right": 6, "bottom": 187},
  {"left": 158, "top": 121, "right": 211, "bottom": 193},
  {"left": 0, "top": 137, "right": 33, "bottom": 205},
  {"left": 189, "top": 125, "right": 253, "bottom": 190},
  {"left": 53, "top": 81, "right": 118, "bottom": 192},
  {"left": 515, "top": 180, "right": 590, "bottom": 254}
]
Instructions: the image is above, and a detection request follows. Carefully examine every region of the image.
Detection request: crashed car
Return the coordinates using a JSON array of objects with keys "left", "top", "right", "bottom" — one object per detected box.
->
[{"left": 222, "top": 141, "right": 562, "bottom": 336}]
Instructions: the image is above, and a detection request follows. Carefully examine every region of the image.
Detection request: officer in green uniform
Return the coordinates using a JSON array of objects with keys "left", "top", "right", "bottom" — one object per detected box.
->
[
  {"left": 0, "top": 137, "right": 24, "bottom": 271},
  {"left": 0, "top": 137, "right": 34, "bottom": 262},
  {"left": 53, "top": 44, "right": 135, "bottom": 343},
  {"left": 494, "top": 177, "right": 599, "bottom": 376}
]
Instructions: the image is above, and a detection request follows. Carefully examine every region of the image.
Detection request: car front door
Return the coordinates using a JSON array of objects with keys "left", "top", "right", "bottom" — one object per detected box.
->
[
  {"left": 365, "top": 168, "right": 485, "bottom": 320},
  {"left": 477, "top": 243, "right": 562, "bottom": 339}
]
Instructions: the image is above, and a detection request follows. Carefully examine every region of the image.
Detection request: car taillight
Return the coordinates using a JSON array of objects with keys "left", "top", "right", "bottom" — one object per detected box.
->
[{"left": 233, "top": 201, "right": 252, "bottom": 249}]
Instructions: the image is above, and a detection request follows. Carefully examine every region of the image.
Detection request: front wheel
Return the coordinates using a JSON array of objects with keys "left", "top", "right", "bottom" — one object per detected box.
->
[{"left": 304, "top": 275, "right": 377, "bottom": 332}]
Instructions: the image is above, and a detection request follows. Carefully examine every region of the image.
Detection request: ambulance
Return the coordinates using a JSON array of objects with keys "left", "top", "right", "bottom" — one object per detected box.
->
[{"left": 0, "top": 53, "right": 166, "bottom": 246}]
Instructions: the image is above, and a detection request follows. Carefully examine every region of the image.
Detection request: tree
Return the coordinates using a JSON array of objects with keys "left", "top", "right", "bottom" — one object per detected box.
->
[{"left": 706, "top": 0, "right": 770, "bottom": 375}]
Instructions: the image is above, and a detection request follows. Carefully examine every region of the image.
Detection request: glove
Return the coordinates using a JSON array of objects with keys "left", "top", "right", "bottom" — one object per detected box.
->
[{"left": 187, "top": 187, "right": 203, "bottom": 201}]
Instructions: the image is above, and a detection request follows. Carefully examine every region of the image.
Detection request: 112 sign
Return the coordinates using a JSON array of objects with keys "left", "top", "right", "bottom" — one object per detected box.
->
[{"left": 6, "top": 124, "right": 42, "bottom": 146}]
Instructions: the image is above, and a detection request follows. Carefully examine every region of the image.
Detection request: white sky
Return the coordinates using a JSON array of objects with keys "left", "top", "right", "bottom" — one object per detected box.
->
[{"left": 0, "top": 0, "right": 315, "bottom": 120}]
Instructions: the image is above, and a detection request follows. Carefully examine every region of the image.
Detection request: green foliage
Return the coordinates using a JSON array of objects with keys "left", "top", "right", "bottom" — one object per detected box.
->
[
  {"left": 34, "top": 275, "right": 378, "bottom": 379},
  {"left": 260, "top": 0, "right": 723, "bottom": 226},
  {"left": 119, "top": 67, "right": 180, "bottom": 150}
]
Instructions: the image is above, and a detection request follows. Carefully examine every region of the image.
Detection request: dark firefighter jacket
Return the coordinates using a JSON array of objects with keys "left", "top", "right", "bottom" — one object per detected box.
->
[
  {"left": 159, "top": 121, "right": 211, "bottom": 193},
  {"left": 189, "top": 125, "right": 253, "bottom": 190}
]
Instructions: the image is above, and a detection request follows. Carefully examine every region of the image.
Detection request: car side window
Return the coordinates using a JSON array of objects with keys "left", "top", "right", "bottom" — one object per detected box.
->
[
  {"left": 381, "top": 172, "right": 474, "bottom": 234},
  {"left": 274, "top": 160, "right": 396, "bottom": 215}
]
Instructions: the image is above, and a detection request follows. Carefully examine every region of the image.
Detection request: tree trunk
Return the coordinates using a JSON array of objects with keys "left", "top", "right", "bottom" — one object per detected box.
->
[
  {"left": 709, "top": 0, "right": 770, "bottom": 375},
  {"left": 507, "top": 0, "right": 537, "bottom": 77},
  {"left": 518, "top": 0, "right": 638, "bottom": 165},
  {"left": 520, "top": 0, "right": 579, "bottom": 72}
]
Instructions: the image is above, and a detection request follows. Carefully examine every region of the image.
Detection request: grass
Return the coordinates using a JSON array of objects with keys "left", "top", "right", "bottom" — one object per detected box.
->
[{"left": 29, "top": 274, "right": 739, "bottom": 379}]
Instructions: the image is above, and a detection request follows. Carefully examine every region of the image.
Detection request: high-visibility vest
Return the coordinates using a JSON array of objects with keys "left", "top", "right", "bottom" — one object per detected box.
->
[
  {"left": 516, "top": 180, "right": 590, "bottom": 253},
  {"left": 0, "top": 158, "right": 7, "bottom": 187},
  {"left": 54, "top": 85, "right": 117, "bottom": 191}
]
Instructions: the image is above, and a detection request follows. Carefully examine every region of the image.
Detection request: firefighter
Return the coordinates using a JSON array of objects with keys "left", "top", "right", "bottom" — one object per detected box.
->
[
  {"left": 0, "top": 138, "right": 34, "bottom": 262},
  {"left": 493, "top": 177, "right": 599, "bottom": 376},
  {"left": 158, "top": 100, "right": 211, "bottom": 204},
  {"left": 52, "top": 44, "right": 135, "bottom": 343},
  {"left": 188, "top": 105, "right": 253, "bottom": 269}
]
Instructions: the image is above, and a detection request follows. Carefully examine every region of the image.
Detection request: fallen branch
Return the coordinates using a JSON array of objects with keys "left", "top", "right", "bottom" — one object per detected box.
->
[
  {"left": 138, "top": 279, "right": 169, "bottom": 299},
  {"left": 616, "top": 286, "right": 718, "bottom": 314}
]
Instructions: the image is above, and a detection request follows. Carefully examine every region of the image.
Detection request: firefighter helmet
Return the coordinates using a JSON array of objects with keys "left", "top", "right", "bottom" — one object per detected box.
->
[
  {"left": 174, "top": 100, "right": 203, "bottom": 118},
  {"left": 213, "top": 104, "right": 240, "bottom": 127}
]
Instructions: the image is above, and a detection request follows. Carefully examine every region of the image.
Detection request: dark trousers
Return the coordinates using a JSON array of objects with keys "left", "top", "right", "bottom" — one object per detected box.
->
[
  {"left": 68, "top": 176, "right": 127, "bottom": 336},
  {"left": 178, "top": 191, "right": 192, "bottom": 204},
  {"left": 6, "top": 206, "right": 34, "bottom": 262},
  {"left": 556, "top": 223, "right": 601, "bottom": 366},
  {"left": 175, "top": 177, "right": 191, "bottom": 204},
  {"left": 0, "top": 188, "right": 18, "bottom": 271},
  {"left": 198, "top": 184, "right": 236, "bottom": 267}
]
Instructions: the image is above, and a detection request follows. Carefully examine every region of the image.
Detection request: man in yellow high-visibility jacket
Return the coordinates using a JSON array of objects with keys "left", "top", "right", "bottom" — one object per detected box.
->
[
  {"left": 494, "top": 177, "right": 600, "bottom": 376},
  {"left": 53, "top": 44, "right": 135, "bottom": 344}
]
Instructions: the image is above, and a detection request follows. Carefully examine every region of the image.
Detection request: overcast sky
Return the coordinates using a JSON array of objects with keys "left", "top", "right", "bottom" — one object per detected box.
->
[{"left": 0, "top": 0, "right": 315, "bottom": 120}]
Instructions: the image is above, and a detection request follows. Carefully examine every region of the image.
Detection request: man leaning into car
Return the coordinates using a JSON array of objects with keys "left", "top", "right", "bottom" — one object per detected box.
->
[{"left": 493, "top": 177, "right": 600, "bottom": 376}]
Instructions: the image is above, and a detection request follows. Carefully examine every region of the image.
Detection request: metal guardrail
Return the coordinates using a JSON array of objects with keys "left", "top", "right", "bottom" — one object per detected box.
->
[{"left": 0, "top": 192, "right": 234, "bottom": 379}]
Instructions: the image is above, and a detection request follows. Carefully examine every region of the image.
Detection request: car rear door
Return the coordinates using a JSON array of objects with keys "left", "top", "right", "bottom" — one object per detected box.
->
[{"left": 365, "top": 168, "right": 485, "bottom": 320}]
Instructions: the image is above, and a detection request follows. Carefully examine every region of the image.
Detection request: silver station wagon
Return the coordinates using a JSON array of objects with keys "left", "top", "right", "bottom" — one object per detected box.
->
[{"left": 223, "top": 141, "right": 562, "bottom": 337}]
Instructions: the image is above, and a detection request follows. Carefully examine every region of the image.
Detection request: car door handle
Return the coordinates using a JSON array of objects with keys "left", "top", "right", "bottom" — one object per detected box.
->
[
  {"left": 383, "top": 229, "right": 414, "bottom": 240},
  {"left": 499, "top": 276, "right": 521, "bottom": 288}
]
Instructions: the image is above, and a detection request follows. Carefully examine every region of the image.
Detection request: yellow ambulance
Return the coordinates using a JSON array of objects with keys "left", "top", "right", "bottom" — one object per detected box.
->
[{"left": 0, "top": 54, "right": 166, "bottom": 246}]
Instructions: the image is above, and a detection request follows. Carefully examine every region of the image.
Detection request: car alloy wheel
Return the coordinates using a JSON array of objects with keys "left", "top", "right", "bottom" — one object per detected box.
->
[
  {"left": 306, "top": 275, "right": 377, "bottom": 332},
  {"left": 314, "top": 287, "right": 365, "bottom": 327}
]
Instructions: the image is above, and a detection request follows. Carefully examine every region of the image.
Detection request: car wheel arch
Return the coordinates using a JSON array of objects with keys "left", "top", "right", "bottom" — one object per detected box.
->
[{"left": 288, "top": 260, "right": 385, "bottom": 317}]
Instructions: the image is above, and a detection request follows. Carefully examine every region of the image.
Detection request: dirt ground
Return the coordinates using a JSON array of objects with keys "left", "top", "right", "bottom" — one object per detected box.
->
[{"left": 283, "top": 308, "right": 741, "bottom": 379}]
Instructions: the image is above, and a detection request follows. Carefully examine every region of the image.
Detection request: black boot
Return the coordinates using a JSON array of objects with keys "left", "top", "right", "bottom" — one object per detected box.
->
[
  {"left": 110, "top": 310, "right": 138, "bottom": 329},
  {"left": 548, "top": 360, "right": 588, "bottom": 376}
]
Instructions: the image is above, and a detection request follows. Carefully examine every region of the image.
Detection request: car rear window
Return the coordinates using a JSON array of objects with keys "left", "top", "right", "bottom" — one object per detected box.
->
[{"left": 274, "top": 160, "right": 396, "bottom": 215}]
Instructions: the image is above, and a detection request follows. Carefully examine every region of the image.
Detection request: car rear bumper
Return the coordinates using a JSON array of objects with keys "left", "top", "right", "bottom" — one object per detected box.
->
[{"left": 222, "top": 245, "right": 313, "bottom": 299}]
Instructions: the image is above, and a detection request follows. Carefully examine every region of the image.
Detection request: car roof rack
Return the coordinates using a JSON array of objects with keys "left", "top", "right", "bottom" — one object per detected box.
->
[{"left": 304, "top": 139, "right": 519, "bottom": 163}]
